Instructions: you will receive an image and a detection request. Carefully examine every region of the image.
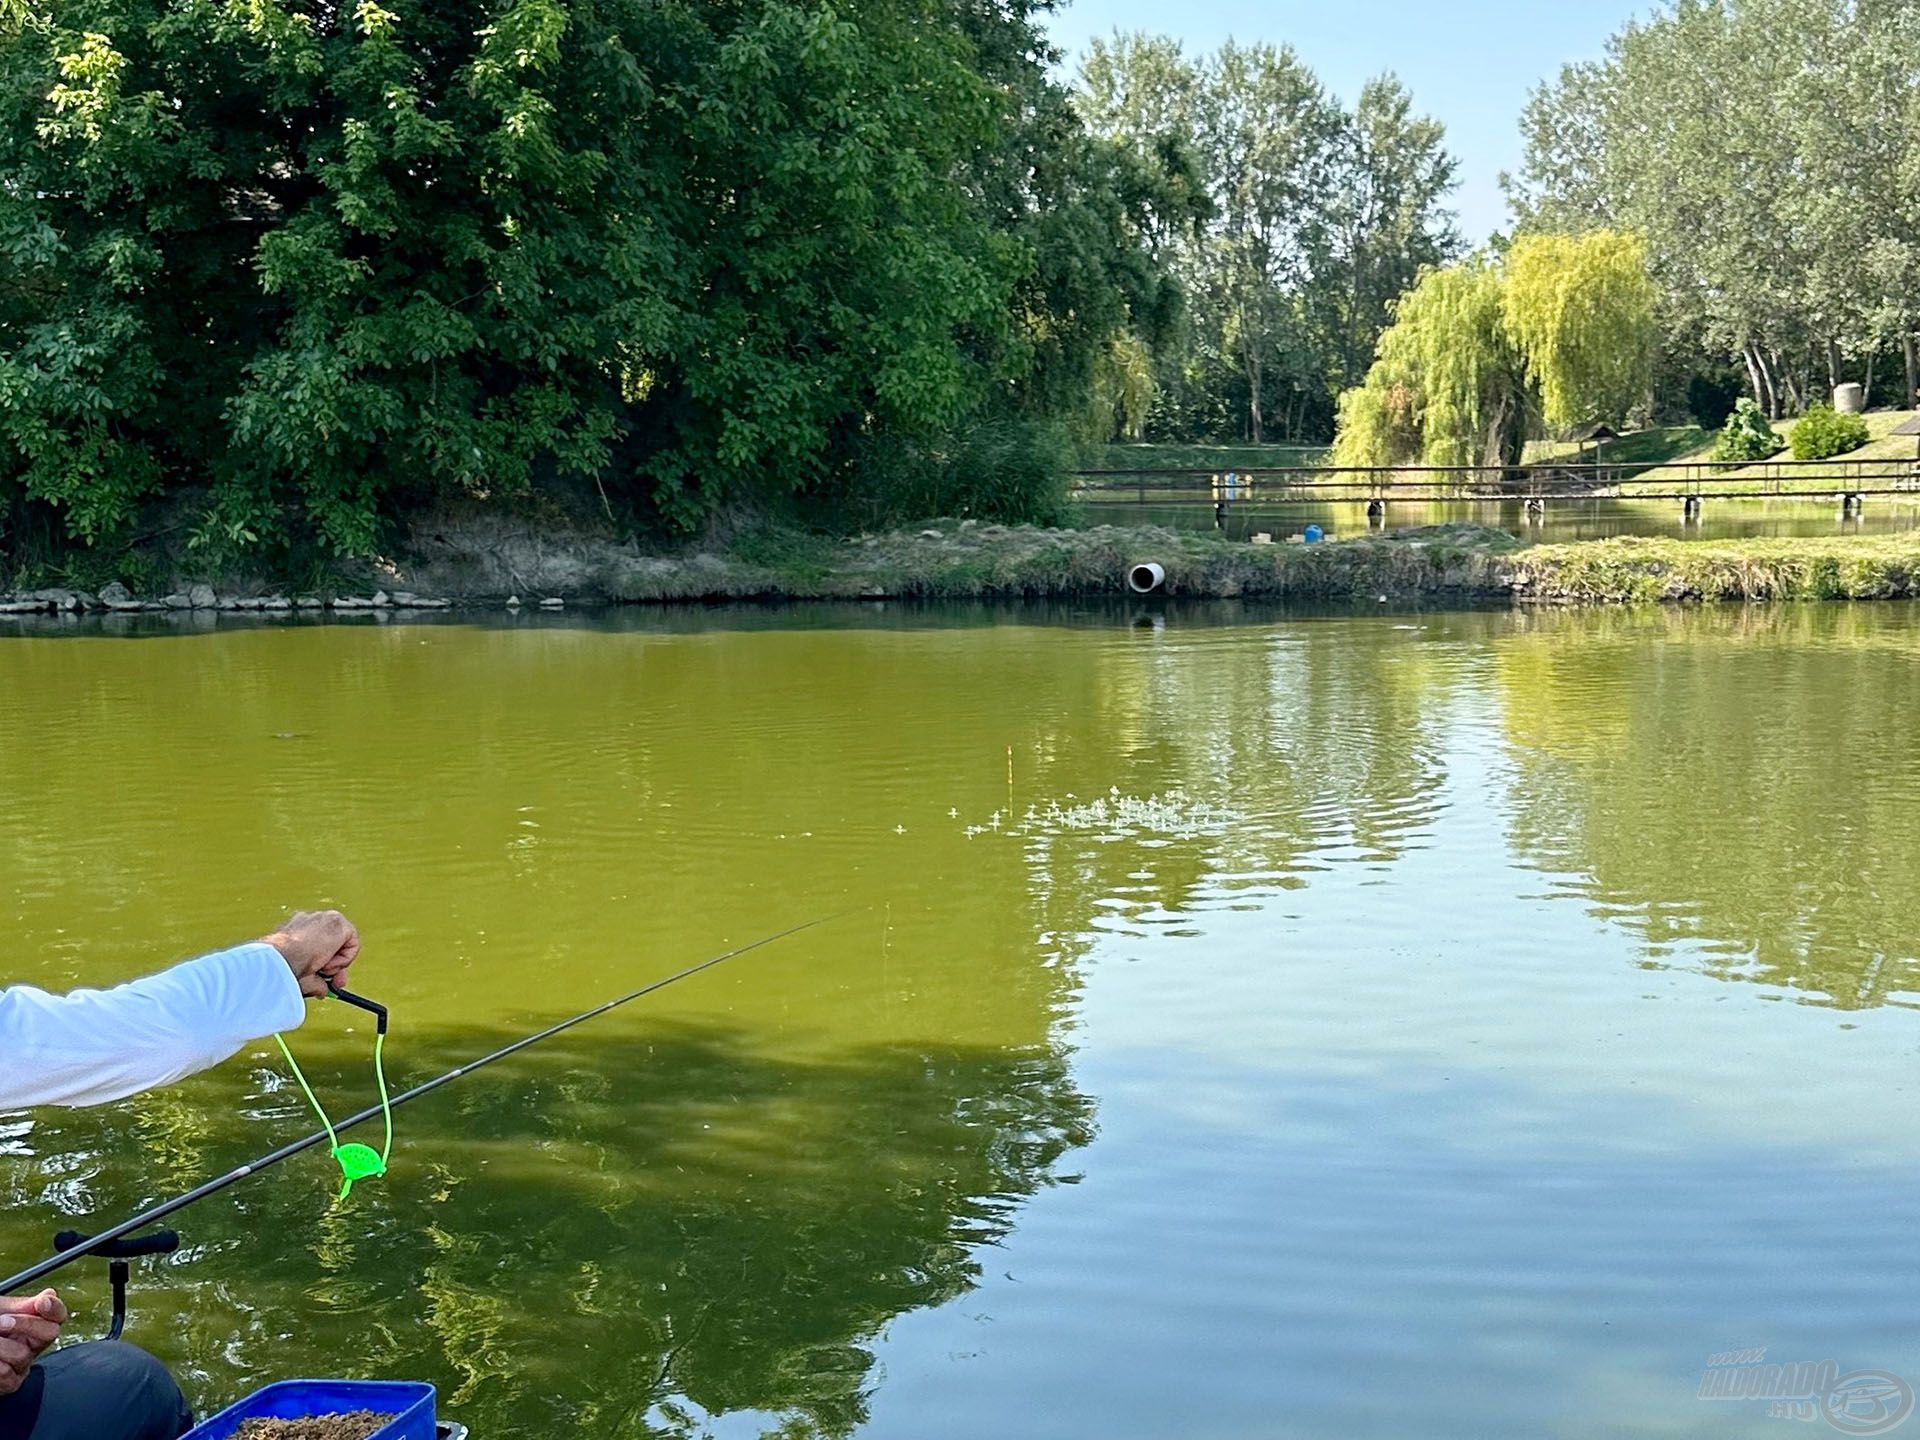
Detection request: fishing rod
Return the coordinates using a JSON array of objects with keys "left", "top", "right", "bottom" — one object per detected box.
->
[{"left": 3, "top": 911, "right": 848, "bottom": 1296}]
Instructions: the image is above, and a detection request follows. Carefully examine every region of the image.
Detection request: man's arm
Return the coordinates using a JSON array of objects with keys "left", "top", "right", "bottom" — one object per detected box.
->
[{"left": 0, "top": 910, "right": 361, "bottom": 1111}]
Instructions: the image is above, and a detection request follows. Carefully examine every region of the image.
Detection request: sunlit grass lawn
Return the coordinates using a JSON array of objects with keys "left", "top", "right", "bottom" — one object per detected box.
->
[
  {"left": 1089, "top": 411, "right": 1918, "bottom": 498},
  {"left": 1521, "top": 410, "right": 1918, "bottom": 494},
  {"left": 1092, "top": 442, "right": 1329, "bottom": 472},
  {"left": 1524, "top": 425, "right": 1709, "bottom": 468},
  {"left": 1617, "top": 408, "right": 1920, "bottom": 491}
]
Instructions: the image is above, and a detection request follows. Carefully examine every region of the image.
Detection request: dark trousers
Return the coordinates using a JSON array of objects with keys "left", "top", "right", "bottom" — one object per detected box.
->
[{"left": 0, "top": 1341, "right": 193, "bottom": 1440}]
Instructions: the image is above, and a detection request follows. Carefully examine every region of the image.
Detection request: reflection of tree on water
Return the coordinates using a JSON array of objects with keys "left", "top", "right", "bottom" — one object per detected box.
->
[
  {"left": 2, "top": 1022, "right": 1092, "bottom": 1438},
  {"left": 1495, "top": 604, "right": 1920, "bottom": 1010},
  {"left": 1004, "top": 619, "right": 1465, "bottom": 932}
]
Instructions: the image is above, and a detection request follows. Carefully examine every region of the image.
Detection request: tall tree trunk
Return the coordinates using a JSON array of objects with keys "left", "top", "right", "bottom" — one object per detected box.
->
[
  {"left": 1824, "top": 339, "right": 1842, "bottom": 392},
  {"left": 1754, "top": 346, "right": 1778, "bottom": 419},
  {"left": 1863, "top": 346, "right": 1876, "bottom": 407},
  {"left": 1904, "top": 334, "right": 1918, "bottom": 409},
  {"left": 1743, "top": 344, "right": 1767, "bottom": 411},
  {"left": 1347, "top": 255, "right": 1367, "bottom": 389},
  {"left": 1483, "top": 384, "right": 1527, "bottom": 469},
  {"left": 1243, "top": 333, "right": 1263, "bottom": 443},
  {"left": 1770, "top": 348, "right": 1798, "bottom": 416}
]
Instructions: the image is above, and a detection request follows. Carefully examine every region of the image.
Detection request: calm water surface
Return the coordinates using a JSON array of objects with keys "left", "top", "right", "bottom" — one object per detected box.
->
[{"left": 4, "top": 602, "right": 1920, "bottom": 1438}]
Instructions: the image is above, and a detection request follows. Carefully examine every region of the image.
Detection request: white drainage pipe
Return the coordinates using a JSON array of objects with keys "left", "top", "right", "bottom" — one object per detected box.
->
[{"left": 1127, "top": 562, "right": 1167, "bottom": 595}]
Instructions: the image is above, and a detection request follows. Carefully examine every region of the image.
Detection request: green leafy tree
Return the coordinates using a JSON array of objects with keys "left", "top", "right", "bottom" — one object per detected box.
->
[
  {"left": 1197, "top": 41, "right": 1344, "bottom": 444},
  {"left": 1333, "top": 257, "right": 1524, "bottom": 467},
  {"left": 1501, "top": 230, "right": 1657, "bottom": 430},
  {"left": 1508, "top": 0, "right": 1920, "bottom": 417},
  {"left": 1332, "top": 233, "right": 1655, "bottom": 467},
  {"left": 1331, "top": 372, "right": 1419, "bottom": 469},
  {"left": 1086, "top": 332, "right": 1157, "bottom": 442},
  {"left": 1, "top": 0, "right": 1172, "bottom": 562},
  {"left": 1076, "top": 32, "right": 1458, "bottom": 445},
  {"left": 1315, "top": 75, "right": 1460, "bottom": 390},
  {"left": 964, "top": 7, "right": 1205, "bottom": 451}
]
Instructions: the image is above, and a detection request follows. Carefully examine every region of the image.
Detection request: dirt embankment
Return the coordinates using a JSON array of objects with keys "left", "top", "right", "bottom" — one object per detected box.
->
[
  {"left": 0, "top": 517, "right": 1522, "bottom": 614},
  {"left": 7, "top": 517, "right": 1920, "bottom": 617}
]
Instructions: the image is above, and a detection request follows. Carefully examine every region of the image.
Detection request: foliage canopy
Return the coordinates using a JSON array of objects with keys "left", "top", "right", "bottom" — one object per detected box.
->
[
  {"left": 0, "top": 0, "right": 1183, "bottom": 562},
  {"left": 1331, "top": 233, "right": 1654, "bottom": 468},
  {"left": 1501, "top": 232, "right": 1657, "bottom": 433},
  {"left": 1509, "top": 0, "right": 1920, "bottom": 417},
  {"left": 1077, "top": 35, "right": 1459, "bottom": 445}
]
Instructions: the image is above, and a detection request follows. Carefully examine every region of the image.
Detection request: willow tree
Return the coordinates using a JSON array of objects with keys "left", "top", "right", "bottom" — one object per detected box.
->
[
  {"left": 1332, "top": 258, "right": 1524, "bottom": 467},
  {"left": 1332, "top": 233, "right": 1655, "bottom": 467},
  {"left": 1086, "top": 332, "right": 1157, "bottom": 441},
  {"left": 1502, "top": 231, "right": 1657, "bottom": 431}
]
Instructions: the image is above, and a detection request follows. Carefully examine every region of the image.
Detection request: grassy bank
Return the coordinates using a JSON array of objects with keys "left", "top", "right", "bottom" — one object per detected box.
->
[
  {"left": 9, "top": 521, "right": 1920, "bottom": 614},
  {"left": 602, "top": 521, "right": 1518, "bottom": 602},
  {"left": 1524, "top": 425, "right": 1709, "bottom": 468},
  {"left": 459, "top": 523, "right": 1920, "bottom": 605},
  {"left": 1519, "top": 411, "right": 1920, "bottom": 498},
  {"left": 1506, "top": 533, "right": 1920, "bottom": 602},
  {"left": 1539, "top": 409, "right": 1920, "bottom": 492}
]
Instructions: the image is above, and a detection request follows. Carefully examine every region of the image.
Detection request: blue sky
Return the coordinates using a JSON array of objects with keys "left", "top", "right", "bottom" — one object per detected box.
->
[{"left": 1046, "top": 0, "right": 1645, "bottom": 245}]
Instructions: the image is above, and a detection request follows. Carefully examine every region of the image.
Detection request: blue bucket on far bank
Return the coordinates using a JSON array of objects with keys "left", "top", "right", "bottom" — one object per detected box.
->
[
  {"left": 182, "top": 1380, "right": 436, "bottom": 1440},
  {"left": 1303, "top": 524, "right": 1325, "bottom": 544}
]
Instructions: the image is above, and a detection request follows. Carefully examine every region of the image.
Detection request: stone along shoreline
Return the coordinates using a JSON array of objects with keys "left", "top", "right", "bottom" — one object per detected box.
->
[{"left": 7, "top": 524, "right": 1920, "bottom": 617}]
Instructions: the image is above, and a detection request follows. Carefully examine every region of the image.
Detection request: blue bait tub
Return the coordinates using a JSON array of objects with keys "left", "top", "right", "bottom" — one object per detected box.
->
[{"left": 181, "top": 1379, "right": 436, "bottom": 1440}]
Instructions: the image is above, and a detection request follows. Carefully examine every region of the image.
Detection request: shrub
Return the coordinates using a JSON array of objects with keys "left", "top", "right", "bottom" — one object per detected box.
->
[
  {"left": 827, "top": 419, "right": 1073, "bottom": 530},
  {"left": 1711, "top": 398, "right": 1783, "bottom": 462},
  {"left": 941, "top": 421, "right": 1075, "bottom": 526},
  {"left": 1788, "top": 404, "right": 1870, "bottom": 460}
]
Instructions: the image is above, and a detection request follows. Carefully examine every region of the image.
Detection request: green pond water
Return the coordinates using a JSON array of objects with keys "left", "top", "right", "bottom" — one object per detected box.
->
[{"left": 4, "top": 601, "right": 1920, "bottom": 1438}]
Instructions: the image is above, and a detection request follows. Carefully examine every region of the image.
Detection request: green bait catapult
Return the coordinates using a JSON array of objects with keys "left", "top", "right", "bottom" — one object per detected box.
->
[{"left": 275, "top": 983, "right": 393, "bottom": 1198}]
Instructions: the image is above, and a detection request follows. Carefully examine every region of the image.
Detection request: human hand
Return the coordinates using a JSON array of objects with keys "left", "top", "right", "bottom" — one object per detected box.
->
[
  {"left": 0, "top": 1290, "right": 66, "bottom": 1396},
  {"left": 264, "top": 909, "right": 362, "bottom": 999}
]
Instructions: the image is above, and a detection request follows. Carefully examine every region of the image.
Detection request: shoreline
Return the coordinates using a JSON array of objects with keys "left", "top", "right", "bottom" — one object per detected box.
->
[{"left": 6, "top": 523, "right": 1920, "bottom": 621}]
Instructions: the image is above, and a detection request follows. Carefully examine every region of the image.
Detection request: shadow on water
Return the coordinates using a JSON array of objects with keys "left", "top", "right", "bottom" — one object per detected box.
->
[
  {"left": 2, "top": 1021, "right": 1094, "bottom": 1437},
  {"left": 0, "top": 593, "right": 1510, "bottom": 642}
]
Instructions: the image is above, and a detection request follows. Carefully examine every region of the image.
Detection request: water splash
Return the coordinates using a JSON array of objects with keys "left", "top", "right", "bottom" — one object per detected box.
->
[{"left": 961, "top": 788, "right": 1241, "bottom": 843}]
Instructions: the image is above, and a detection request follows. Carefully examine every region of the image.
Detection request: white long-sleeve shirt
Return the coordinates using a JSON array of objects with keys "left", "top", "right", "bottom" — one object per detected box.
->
[{"left": 0, "top": 942, "right": 306, "bottom": 1110}]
